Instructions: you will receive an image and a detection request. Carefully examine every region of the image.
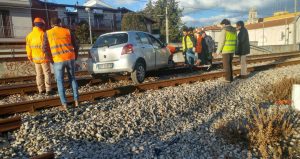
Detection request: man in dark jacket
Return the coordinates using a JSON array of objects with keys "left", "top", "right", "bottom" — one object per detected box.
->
[
  {"left": 236, "top": 21, "right": 250, "bottom": 78},
  {"left": 200, "top": 31, "right": 215, "bottom": 68}
]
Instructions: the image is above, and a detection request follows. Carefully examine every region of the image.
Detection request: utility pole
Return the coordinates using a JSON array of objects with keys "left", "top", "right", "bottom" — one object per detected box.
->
[
  {"left": 45, "top": 0, "right": 49, "bottom": 27},
  {"left": 86, "top": 8, "right": 93, "bottom": 44},
  {"left": 165, "top": 6, "right": 169, "bottom": 44}
]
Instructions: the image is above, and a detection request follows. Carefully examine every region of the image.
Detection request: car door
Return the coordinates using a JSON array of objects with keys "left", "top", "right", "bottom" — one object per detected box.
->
[
  {"left": 147, "top": 34, "right": 169, "bottom": 68},
  {"left": 137, "top": 32, "right": 156, "bottom": 70}
]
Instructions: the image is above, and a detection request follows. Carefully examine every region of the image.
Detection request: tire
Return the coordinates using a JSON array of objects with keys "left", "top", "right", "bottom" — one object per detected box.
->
[
  {"left": 91, "top": 74, "right": 100, "bottom": 79},
  {"left": 131, "top": 61, "right": 146, "bottom": 84}
]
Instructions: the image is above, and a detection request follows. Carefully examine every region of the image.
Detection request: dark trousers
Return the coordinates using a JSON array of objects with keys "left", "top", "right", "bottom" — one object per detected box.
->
[
  {"left": 199, "top": 52, "right": 207, "bottom": 65},
  {"left": 222, "top": 53, "right": 233, "bottom": 82},
  {"left": 207, "top": 52, "right": 213, "bottom": 65}
]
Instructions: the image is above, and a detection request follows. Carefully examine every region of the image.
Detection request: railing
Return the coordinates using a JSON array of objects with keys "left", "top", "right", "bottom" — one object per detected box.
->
[
  {"left": 0, "top": 25, "right": 13, "bottom": 38},
  {"left": 61, "top": 17, "right": 117, "bottom": 31},
  {"left": 93, "top": 19, "right": 113, "bottom": 30},
  {"left": 0, "top": 14, "right": 14, "bottom": 38}
]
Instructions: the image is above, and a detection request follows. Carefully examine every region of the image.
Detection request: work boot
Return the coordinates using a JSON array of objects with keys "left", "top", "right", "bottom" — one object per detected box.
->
[
  {"left": 38, "top": 91, "right": 44, "bottom": 95},
  {"left": 59, "top": 104, "right": 68, "bottom": 111},
  {"left": 237, "top": 75, "right": 248, "bottom": 79},
  {"left": 45, "top": 90, "right": 54, "bottom": 96},
  {"left": 74, "top": 101, "right": 79, "bottom": 107}
]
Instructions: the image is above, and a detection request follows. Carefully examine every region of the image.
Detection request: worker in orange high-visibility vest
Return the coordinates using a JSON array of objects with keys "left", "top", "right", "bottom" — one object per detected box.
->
[
  {"left": 43, "top": 17, "right": 79, "bottom": 111},
  {"left": 26, "top": 17, "right": 53, "bottom": 95}
]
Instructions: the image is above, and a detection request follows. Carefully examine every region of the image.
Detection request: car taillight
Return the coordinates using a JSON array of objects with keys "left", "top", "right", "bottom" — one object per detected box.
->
[{"left": 121, "top": 44, "right": 134, "bottom": 55}]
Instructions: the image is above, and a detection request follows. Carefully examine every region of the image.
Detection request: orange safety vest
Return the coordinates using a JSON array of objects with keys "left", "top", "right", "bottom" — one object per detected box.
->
[
  {"left": 26, "top": 27, "right": 48, "bottom": 63},
  {"left": 46, "top": 26, "right": 75, "bottom": 63},
  {"left": 195, "top": 34, "right": 202, "bottom": 54}
]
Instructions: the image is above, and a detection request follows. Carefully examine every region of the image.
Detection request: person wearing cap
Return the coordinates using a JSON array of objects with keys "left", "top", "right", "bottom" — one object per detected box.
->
[
  {"left": 236, "top": 21, "right": 250, "bottom": 78},
  {"left": 26, "top": 17, "right": 53, "bottom": 95},
  {"left": 182, "top": 27, "right": 196, "bottom": 70},
  {"left": 216, "top": 19, "right": 237, "bottom": 82},
  {"left": 43, "top": 17, "right": 79, "bottom": 111},
  {"left": 200, "top": 31, "right": 215, "bottom": 68}
]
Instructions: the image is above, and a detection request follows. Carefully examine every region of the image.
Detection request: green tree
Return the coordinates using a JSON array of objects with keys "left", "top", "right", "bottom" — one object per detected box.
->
[
  {"left": 142, "top": 0, "right": 183, "bottom": 42},
  {"left": 143, "top": 0, "right": 154, "bottom": 19},
  {"left": 121, "top": 13, "right": 148, "bottom": 32},
  {"left": 75, "top": 20, "right": 90, "bottom": 44}
]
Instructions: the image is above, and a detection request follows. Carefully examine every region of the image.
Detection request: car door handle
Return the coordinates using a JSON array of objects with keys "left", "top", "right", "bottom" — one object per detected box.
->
[{"left": 141, "top": 46, "right": 145, "bottom": 49}]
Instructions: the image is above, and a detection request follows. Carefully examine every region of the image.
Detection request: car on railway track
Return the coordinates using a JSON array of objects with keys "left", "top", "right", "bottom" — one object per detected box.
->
[{"left": 87, "top": 31, "right": 172, "bottom": 84}]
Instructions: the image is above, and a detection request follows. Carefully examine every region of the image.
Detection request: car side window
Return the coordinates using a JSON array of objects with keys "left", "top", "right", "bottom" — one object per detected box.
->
[
  {"left": 135, "top": 33, "right": 143, "bottom": 44},
  {"left": 147, "top": 35, "right": 163, "bottom": 48},
  {"left": 137, "top": 33, "right": 151, "bottom": 45}
]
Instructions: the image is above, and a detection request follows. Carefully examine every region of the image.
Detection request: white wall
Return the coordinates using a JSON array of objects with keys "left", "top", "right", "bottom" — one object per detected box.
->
[
  {"left": 206, "top": 30, "right": 222, "bottom": 42},
  {"left": 57, "top": 7, "right": 66, "bottom": 20},
  {"left": 0, "top": 0, "right": 31, "bottom": 7},
  {"left": 296, "top": 17, "right": 300, "bottom": 44},
  {"left": 7, "top": 8, "right": 32, "bottom": 38},
  {"left": 77, "top": 8, "right": 93, "bottom": 23},
  {"left": 248, "top": 24, "right": 295, "bottom": 46}
]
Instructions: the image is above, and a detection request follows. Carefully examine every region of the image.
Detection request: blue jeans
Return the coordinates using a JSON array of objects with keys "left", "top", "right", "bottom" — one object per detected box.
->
[
  {"left": 53, "top": 60, "right": 79, "bottom": 105},
  {"left": 186, "top": 49, "right": 196, "bottom": 65}
]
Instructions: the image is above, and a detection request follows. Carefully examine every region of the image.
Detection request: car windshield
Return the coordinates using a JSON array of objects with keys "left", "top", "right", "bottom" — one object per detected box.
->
[{"left": 93, "top": 33, "right": 128, "bottom": 48}]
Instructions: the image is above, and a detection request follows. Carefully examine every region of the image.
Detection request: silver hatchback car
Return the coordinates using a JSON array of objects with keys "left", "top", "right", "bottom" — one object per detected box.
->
[{"left": 88, "top": 31, "right": 172, "bottom": 84}]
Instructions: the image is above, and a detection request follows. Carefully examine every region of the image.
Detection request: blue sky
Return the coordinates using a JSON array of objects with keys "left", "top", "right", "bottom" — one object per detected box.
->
[{"left": 52, "top": 0, "right": 299, "bottom": 26}]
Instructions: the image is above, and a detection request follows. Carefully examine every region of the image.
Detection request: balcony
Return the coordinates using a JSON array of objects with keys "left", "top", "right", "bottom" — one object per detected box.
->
[
  {"left": 0, "top": 14, "right": 13, "bottom": 38},
  {"left": 62, "top": 17, "right": 119, "bottom": 32},
  {"left": 0, "top": 26, "right": 13, "bottom": 38}
]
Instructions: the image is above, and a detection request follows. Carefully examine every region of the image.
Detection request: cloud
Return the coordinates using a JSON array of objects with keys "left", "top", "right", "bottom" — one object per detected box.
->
[
  {"left": 114, "top": 0, "right": 138, "bottom": 4},
  {"left": 178, "top": 0, "right": 273, "bottom": 14},
  {"left": 179, "top": 0, "right": 298, "bottom": 26},
  {"left": 182, "top": 14, "right": 239, "bottom": 26}
]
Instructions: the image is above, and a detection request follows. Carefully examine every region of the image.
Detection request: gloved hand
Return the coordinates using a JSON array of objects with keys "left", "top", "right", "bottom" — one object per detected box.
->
[{"left": 192, "top": 47, "right": 196, "bottom": 52}]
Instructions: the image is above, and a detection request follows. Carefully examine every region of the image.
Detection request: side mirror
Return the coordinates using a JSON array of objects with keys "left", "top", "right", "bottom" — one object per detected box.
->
[{"left": 162, "top": 43, "right": 168, "bottom": 48}]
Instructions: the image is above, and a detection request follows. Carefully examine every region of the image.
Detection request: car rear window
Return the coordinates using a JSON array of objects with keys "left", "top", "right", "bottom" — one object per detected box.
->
[{"left": 93, "top": 33, "right": 128, "bottom": 48}]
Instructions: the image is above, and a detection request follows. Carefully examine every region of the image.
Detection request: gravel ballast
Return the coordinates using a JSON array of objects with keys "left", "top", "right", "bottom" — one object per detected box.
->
[{"left": 1, "top": 64, "right": 300, "bottom": 158}]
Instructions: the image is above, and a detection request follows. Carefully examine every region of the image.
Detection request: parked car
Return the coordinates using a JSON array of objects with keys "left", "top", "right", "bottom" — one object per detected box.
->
[{"left": 87, "top": 31, "right": 172, "bottom": 84}]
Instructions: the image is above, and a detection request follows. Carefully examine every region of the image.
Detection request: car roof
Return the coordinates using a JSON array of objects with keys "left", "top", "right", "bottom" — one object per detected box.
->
[{"left": 100, "top": 31, "right": 150, "bottom": 36}]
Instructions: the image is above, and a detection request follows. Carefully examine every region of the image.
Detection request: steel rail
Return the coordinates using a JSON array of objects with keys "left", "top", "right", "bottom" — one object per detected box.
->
[
  {"left": 1, "top": 51, "right": 299, "bottom": 84},
  {"left": 0, "top": 53, "right": 299, "bottom": 97},
  {"left": 0, "top": 71, "right": 90, "bottom": 84},
  {"left": 31, "top": 152, "right": 55, "bottom": 159},
  {"left": 0, "top": 116, "right": 22, "bottom": 133},
  {"left": 0, "top": 59, "right": 300, "bottom": 116}
]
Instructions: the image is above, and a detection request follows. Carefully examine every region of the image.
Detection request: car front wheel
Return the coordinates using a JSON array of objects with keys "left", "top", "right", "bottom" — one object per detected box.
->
[{"left": 131, "top": 62, "right": 145, "bottom": 84}]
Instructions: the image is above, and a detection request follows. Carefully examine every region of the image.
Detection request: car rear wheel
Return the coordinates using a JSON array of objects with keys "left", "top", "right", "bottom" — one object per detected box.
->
[{"left": 131, "top": 62, "right": 146, "bottom": 84}]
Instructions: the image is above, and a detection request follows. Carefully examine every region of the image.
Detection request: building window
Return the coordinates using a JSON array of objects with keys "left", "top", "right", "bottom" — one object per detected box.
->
[
  {"left": 94, "top": 14, "right": 104, "bottom": 29},
  {"left": 0, "top": 10, "right": 13, "bottom": 38}
]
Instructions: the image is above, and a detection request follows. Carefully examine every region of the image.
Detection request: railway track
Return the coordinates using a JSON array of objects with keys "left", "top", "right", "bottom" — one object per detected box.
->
[
  {"left": 1, "top": 58, "right": 300, "bottom": 116},
  {"left": 0, "top": 51, "right": 299, "bottom": 85},
  {"left": 0, "top": 52, "right": 299, "bottom": 97},
  {"left": 0, "top": 116, "right": 22, "bottom": 133},
  {"left": 31, "top": 152, "right": 55, "bottom": 159}
]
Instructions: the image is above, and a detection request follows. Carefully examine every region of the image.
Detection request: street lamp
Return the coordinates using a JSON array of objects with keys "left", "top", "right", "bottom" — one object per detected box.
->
[{"left": 85, "top": 7, "right": 93, "bottom": 44}]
